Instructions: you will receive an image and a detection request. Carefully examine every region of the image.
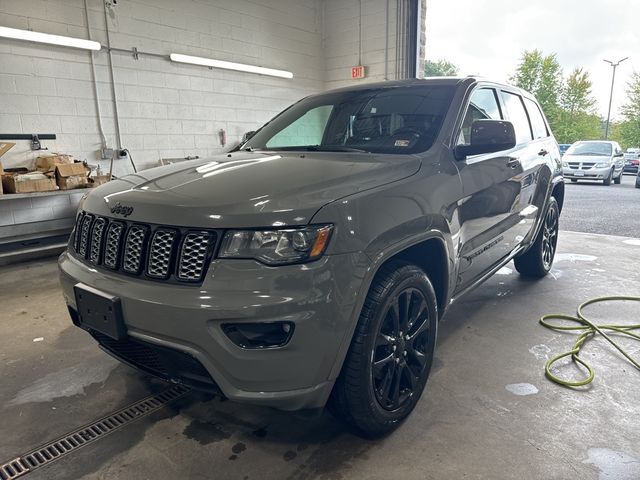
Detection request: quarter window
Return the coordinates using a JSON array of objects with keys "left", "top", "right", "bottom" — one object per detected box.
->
[
  {"left": 523, "top": 97, "right": 548, "bottom": 139},
  {"left": 500, "top": 91, "right": 533, "bottom": 145},
  {"left": 458, "top": 88, "right": 502, "bottom": 145}
]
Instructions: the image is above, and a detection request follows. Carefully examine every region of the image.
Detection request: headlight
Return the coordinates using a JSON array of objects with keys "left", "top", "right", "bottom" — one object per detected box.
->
[
  {"left": 219, "top": 225, "right": 333, "bottom": 265},
  {"left": 595, "top": 162, "right": 609, "bottom": 168}
]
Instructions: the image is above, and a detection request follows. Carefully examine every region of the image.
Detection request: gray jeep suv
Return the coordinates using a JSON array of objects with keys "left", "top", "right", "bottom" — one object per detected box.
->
[{"left": 59, "top": 78, "right": 564, "bottom": 436}]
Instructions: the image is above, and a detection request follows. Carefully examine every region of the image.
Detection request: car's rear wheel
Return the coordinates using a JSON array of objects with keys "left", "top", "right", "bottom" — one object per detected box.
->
[
  {"left": 329, "top": 262, "right": 437, "bottom": 438},
  {"left": 604, "top": 168, "right": 614, "bottom": 185},
  {"left": 514, "top": 197, "right": 559, "bottom": 278}
]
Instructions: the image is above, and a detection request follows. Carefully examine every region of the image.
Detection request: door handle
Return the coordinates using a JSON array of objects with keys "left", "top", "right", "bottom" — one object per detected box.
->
[
  {"left": 507, "top": 157, "right": 520, "bottom": 168},
  {"left": 538, "top": 149, "right": 549, "bottom": 156}
]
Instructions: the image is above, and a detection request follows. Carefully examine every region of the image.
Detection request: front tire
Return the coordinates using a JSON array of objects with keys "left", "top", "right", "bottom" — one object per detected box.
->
[
  {"left": 329, "top": 262, "right": 438, "bottom": 437},
  {"left": 514, "top": 197, "right": 559, "bottom": 278},
  {"left": 614, "top": 172, "right": 622, "bottom": 184},
  {"left": 604, "top": 168, "right": 614, "bottom": 185}
]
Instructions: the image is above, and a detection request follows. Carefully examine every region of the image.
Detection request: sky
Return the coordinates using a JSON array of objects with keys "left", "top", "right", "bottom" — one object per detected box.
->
[{"left": 425, "top": 0, "right": 640, "bottom": 119}]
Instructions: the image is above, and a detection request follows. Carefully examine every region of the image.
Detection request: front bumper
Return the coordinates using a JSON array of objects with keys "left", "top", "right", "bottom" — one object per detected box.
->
[
  {"left": 563, "top": 166, "right": 612, "bottom": 180},
  {"left": 59, "top": 250, "right": 369, "bottom": 410}
]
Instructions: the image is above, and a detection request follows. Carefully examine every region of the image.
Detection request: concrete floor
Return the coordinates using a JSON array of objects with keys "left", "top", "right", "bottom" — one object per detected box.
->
[{"left": 1, "top": 231, "right": 640, "bottom": 480}]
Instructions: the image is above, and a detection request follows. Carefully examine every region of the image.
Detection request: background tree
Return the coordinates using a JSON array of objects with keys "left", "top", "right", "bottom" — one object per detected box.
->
[
  {"left": 510, "top": 50, "right": 563, "bottom": 127},
  {"left": 615, "top": 72, "right": 640, "bottom": 148},
  {"left": 511, "top": 50, "right": 604, "bottom": 143},
  {"left": 554, "top": 68, "right": 601, "bottom": 143},
  {"left": 424, "top": 59, "right": 459, "bottom": 77}
]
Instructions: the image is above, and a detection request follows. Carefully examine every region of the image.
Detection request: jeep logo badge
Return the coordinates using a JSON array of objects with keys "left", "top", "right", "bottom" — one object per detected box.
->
[{"left": 110, "top": 202, "right": 134, "bottom": 218}]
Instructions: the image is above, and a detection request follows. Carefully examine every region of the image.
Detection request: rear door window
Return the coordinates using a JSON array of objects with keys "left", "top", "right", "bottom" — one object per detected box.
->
[
  {"left": 500, "top": 91, "right": 533, "bottom": 145},
  {"left": 523, "top": 97, "right": 548, "bottom": 139}
]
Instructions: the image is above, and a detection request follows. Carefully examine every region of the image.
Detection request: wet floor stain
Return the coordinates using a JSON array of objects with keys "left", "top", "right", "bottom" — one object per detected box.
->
[
  {"left": 183, "top": 420, "right": 231, "bottom": 445},
  {"left": 505, "top": 383, "right": 539, "bottom": 396},
  {"left": 555, "top": 253, "right": 598, "bottom": 263},
  {"left": 232, "top": 442, "right": 247, "bottom": 454},
  {"left": 583, "top": 448, "right": 640, "bottom": 479},
  {"left": 283, "top": 450, "right": 298, "bottom": 461},
  {"left": 9, "top": 358, "right": 119, "bottom": 406},
  {"left": 529, "top": 344, "right": 552, "bottom": 361}
]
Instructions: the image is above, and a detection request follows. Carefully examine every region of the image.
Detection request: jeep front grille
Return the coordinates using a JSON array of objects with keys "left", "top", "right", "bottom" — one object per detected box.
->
[{"left": 72, "top": 212, "right": 217, "bottom": 284}]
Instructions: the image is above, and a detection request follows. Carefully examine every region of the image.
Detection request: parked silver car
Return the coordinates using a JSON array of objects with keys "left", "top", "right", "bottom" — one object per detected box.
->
[{"left": 562, "top": 141, "right": 624, "bottom": 185}]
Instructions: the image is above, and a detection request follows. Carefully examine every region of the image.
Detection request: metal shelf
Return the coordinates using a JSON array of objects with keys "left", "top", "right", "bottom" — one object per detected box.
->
[{"left": 0, "top": 189, "right": 89, "bottom": 201}]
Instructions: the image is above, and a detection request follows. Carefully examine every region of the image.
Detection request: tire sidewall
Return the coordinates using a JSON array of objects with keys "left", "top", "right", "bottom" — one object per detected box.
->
[
  {"left": 363, "top": 268, "right": 438, "bottom": 426},
  {"left": 540, "top": 197, "right": 560, "bottom": 273}
]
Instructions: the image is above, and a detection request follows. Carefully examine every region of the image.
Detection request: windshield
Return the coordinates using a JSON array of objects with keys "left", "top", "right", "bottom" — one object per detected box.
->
[
  {"left": 566, "top": 142, "right": 612, "bottom": 156},
  {"left": 241, "top": 85, "right": 455, "bottom": 155}
]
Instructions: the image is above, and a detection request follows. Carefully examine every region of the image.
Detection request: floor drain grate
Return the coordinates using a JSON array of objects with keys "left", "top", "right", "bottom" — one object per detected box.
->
[{"left": 0, "top": 385, "right": 189, "bottom": 479}]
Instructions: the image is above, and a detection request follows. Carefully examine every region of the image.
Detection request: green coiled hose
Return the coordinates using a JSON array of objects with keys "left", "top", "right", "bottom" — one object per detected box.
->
[{"left": 539, "top": 296, "right": 640, "bottom": 387}]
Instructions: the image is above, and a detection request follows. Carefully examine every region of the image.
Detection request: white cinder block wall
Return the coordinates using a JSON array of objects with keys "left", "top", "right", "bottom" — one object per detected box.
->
[
  {"left": 0, "top": 0, "right": 407, "bottom": 175},
  {"left": 0, "top": 0, "right": 326, "bottom": 175},
  {"left": 323, "top": 0, "right": 397, "bottom": 90}
]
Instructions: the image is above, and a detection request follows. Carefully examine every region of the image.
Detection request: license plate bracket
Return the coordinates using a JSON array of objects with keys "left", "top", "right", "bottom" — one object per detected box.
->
[
  {"left": 574, "top": 171, "right": 584, "bottom": 177},
  {"left": 74, "top": 283, "right": 126, "bottom": 340}
]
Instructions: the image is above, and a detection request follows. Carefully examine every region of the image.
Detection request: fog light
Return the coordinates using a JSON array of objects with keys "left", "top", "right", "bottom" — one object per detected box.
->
[{"left": 222, "top": 322, "right": 294, "bottom": 349}]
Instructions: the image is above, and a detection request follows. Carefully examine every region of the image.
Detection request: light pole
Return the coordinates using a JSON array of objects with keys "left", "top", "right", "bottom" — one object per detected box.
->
[{"left": 603, "top": 57, "right": 628, "bottom": 139}]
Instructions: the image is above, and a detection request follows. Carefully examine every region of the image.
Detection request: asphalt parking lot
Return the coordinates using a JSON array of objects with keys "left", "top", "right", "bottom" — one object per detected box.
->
[{"left": 561, "top": 174, "right": 639, "bottom": 237}]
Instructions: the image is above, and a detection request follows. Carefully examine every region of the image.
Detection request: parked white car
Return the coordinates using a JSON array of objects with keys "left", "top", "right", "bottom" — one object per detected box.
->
[{"left": 562, "top": 141, "right": 624, "bottom": 185}]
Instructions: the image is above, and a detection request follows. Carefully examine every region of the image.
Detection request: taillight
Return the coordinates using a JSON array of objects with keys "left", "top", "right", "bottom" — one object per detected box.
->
[{"left": 633, "top": 160, "right": 639, "bottom": 166}]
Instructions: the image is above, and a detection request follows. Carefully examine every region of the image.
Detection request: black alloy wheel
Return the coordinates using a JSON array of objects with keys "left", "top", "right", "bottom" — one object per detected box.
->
[
  {"left": 514, "top": 196, "right": 560, "bottom": 278},
  {"left": 372, "top": 287, "right": 431, "bottom": 411},
  {"left": 541, "top": 201, "right": 559, "bottom": 270},
  {"left": 329, "top": 262, "right": 438, "bottom": 437}
]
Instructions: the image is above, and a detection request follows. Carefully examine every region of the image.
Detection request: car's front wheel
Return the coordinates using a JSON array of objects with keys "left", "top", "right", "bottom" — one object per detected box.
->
[
  {"left": 329, "top": 262, "right": 438, "bottom": 437},
  {"left": 614, "top": 171, "right": 622, "bottom": 184},
  {"left": 604, "top": 168, "right": 614, "bottom": 185},
  {"left": 514, "top": 196, "right": 559, "bottom": 278}
]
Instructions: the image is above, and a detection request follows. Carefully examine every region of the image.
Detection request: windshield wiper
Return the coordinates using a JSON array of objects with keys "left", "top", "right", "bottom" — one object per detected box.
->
[{"left": 280, "top": 145, "right": 369, "bottom": 153}]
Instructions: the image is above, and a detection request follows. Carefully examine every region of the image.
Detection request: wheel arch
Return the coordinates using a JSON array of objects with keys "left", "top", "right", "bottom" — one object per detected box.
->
[{"left": 327, "top": 230, "right": 452, "bottom": 382}]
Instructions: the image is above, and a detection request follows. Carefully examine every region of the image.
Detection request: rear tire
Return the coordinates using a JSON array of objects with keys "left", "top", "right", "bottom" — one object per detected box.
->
[
  {"left": 514, "top": 197, "right": 559, "bottom": 278},
  {"left": 329, "top": 262, "right": 438, "bottom": 438}
]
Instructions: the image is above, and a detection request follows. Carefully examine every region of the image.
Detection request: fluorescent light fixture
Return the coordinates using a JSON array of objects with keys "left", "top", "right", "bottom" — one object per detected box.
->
[
  {"left": 170, "top": 53, "right": 293, "bottom": 79},
  {"left": 0, "top": 26, "right": 101, "bottom": 51}
]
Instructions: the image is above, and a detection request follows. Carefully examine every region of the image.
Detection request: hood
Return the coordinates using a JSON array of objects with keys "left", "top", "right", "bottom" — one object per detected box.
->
[
  {"left": 82, "top": 151, "right": 421, "bottom": 228},
  {"left": 563, "top": 154, "right": 612, "bottom": 163}
]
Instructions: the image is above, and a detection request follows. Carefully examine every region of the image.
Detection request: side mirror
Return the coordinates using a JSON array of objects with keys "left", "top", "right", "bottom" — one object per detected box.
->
[
  {"left": 614, "top": 152, "right": 624, "bottom": 157},
  {"left": 242, "top": 131, "right": 256, "bottom": 143},
  {"left": 455, "top": 120, "right": 517, "bottom": 159}
]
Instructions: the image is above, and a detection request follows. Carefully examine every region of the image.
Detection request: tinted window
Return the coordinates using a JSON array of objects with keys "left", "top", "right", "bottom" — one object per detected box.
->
[
  {"left": 523, "top": 97, "right": 548, "bottom": 139},
  {"left": 458, "top": 88, "right": 502, "bottom": 145},
  {"left": 243, "top": 86, "right": 455, "bottom": 155},
  {"left": 500, "top": 91, "right": 533, "bottom": 145}
]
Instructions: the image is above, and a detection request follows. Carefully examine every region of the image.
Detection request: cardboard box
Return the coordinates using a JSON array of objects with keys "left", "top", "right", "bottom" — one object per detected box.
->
[
  {"left": 2, "top": 173, "right": 58, "bottom": 193},
  {"left": 55, "top": 162, "right": 90, "bottom": 190},
  {"left": 36, "top": 154, "right": 73, "bottom": 174},
  {"left": 89, "top": 175, "right": 111, "bottom": 187},
  {"left": 0, "top": 142, "right": 15, "bottom": 159}
]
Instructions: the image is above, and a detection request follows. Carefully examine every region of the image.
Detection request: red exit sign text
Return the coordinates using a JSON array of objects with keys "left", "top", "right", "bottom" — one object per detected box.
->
[{"left": 351, "top": 66, "right": 366, "bottom": 79}]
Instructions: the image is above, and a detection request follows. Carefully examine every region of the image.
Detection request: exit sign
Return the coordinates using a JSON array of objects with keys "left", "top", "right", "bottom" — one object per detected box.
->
[{"left": 351, "top": 65, "right": 366, "bottom": 79}]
